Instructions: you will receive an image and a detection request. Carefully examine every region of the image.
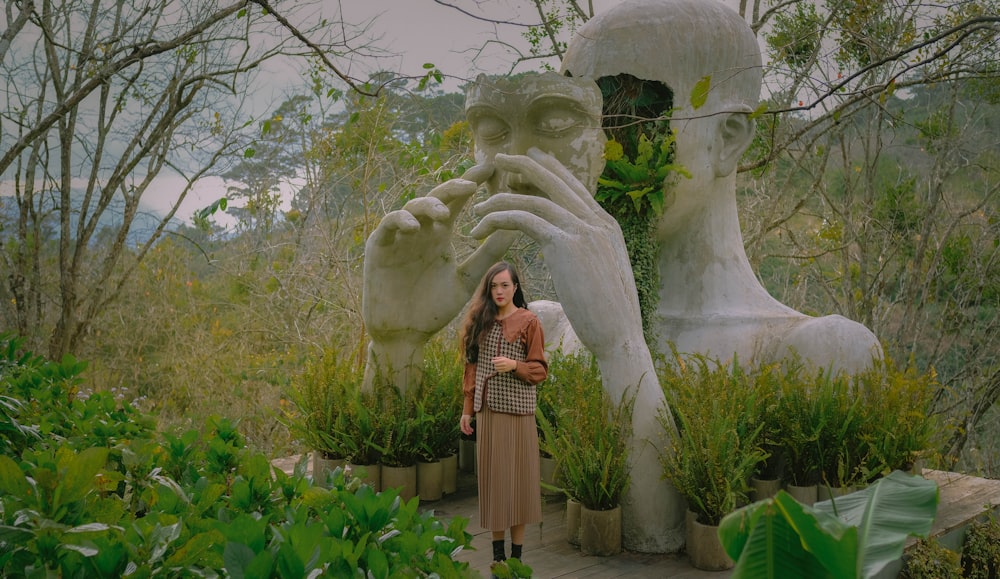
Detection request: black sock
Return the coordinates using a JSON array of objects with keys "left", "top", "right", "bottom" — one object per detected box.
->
[
  {"left": 510, "top": 543, "right": 523, "bottom": 560},
  {"left": 492, "top": 539, "right": 506, "bottom": 562}
]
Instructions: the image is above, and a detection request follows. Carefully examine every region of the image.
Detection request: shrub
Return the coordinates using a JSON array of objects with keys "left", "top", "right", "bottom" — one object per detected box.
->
[
  {"left": 658, "top": 354, "right": 766, "bottom": 525},
  {"left": 901, "top": 538, "right": 961, "bottom": 579},
  {"left": 0, "top": 336, "right": 476, "bottom": 577},
  {"left": 962, "top": 512, "right": 1000, "bottom": 579},
  {"left": 537, "top": 351, "right": 632, "bottom": 511}
]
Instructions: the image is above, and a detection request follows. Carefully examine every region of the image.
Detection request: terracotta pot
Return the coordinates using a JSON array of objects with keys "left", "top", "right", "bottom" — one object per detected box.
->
[
  {"left": 441, "top": 453, "right": 458, "bottom": 495},
  {"left": 311, "top": 453, "right": 344, "bottom": 489},
  {"left": 417, "top": 460, "right": 443, "bottom": 501},
  {"left": 566, "top": 498, "right": 581, "bottom": 546},
  {"left": 347, "top": 462, "right": 381, "bottom": 492},
  {"left": 382, "top": 464, "right": 417, "bottom": 502},
  {"left": 750, "top": 477, "right": 782, "bottom": 502},
  {"left": 685, "top": 510, "right": 734, "bottom": 571},
  {"left": 539, "top": 455, "right": 562, "bottom": 496},
  {"left": 580, "top": 505, "right": 621, "bottom": 557},
  {"left": 786, "top": 483, "right": 818, "bottom": 506}
]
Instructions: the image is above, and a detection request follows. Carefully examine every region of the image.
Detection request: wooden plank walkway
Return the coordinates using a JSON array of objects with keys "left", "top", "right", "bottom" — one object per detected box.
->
[{"left": 274, "top": 456, "right": 1000, "bottom": 579}]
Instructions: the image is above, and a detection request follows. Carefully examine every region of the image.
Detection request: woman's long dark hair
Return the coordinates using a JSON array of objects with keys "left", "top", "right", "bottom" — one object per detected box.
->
[{"left": 460, "top": 262, "right": 528, "bottom": 364}]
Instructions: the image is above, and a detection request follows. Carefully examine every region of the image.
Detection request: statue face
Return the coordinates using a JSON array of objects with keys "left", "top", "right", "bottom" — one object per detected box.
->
[{"left": 465, "top": 73, "right": 606, "bottom": 194}]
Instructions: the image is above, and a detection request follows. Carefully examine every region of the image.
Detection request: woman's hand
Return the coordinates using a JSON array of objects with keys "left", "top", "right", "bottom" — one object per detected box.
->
[
  {"left": 492, "top": 356, "right": 517, "bottom": 373},
  {"left": 460, "top": 414, "right": 474, "bottom": 436}
]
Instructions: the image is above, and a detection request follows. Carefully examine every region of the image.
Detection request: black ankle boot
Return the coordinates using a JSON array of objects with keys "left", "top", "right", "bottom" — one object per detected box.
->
[
  {"left": 492, "top": 539, "right": 506, "bottom": 562},
  {"left": 510, "top": 543, "right": 523, "bottom": 560}
]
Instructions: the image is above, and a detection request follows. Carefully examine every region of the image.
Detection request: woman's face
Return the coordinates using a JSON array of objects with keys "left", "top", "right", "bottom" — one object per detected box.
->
[{"left": 489, "top": 269, "right": 516, "bottom": 308}]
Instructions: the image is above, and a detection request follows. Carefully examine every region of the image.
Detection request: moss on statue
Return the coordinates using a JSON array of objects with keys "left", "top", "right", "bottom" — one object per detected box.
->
[{"left": 595, "top": 74, "right": 685, "bottom": 347}]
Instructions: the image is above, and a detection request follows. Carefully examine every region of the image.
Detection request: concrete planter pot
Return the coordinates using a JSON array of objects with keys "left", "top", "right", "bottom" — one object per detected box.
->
[
  {"left": 685, "top": 509, "right": 734, "bottom": 571},
  {"left": 441, "top": 453, "right": 458, "bottom": 495},
  {"left": 786, "top": 483, "right": 818, "bottom": 506},
  {"left": 459, "top": 439, "right": 476, "bottom": 473},
  {"left": 416, "top": 460, "right": 443, "bottom": 501},
  {"left": 750, "top": 477, "right": 782, "bottom": 502},
  {"left": 566, "top": 498, "right": 581, "bottom": 546},
  {"left": 311, "top": 453, "right": 344, "bottom": 489},
  {"left": 382, "top": 464, "right": 417, "bottom": 502},
  {"left": 816, "top": 484, "right": 854, "bottom": 502},
  {"left": 580, "top": 505, "right": 621, "bottom": 557},
  {"left": 347, "top": 462, "right": 381, "bottom": 492},
  {"left": 539, "top": 454, "right": 563, "bottom": 496}
]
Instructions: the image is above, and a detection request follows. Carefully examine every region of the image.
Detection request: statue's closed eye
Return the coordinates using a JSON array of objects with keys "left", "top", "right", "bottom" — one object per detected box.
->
[
  {"left": 469, "top": 114, "right": 509, "bottom": 144},
  {"left": 533, "top": 108, "right": 584, "bottom": 137}
]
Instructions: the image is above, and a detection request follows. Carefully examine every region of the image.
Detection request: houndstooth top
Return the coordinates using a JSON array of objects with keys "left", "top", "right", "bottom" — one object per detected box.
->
[{"left": 462, "top": 307, "right": 548, "bottom": 416}]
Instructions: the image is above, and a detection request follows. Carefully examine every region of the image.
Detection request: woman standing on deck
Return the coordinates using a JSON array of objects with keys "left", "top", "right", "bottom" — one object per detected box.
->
[{"left": 459, "top": 261, "right": 548, "bottom": 570}]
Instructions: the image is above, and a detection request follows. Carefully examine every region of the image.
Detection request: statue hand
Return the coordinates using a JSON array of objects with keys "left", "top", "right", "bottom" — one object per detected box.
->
[
  {"left": 471, "top": 149, "right": 645, "bottom": 356},
  {"left": 362, "top": 165, "right": 516, "bottom": 345}
]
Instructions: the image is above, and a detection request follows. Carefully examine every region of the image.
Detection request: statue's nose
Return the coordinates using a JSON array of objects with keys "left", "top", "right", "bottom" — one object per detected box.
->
[{"left": 506, "top": 128, "right": 532, "bottom": 157}]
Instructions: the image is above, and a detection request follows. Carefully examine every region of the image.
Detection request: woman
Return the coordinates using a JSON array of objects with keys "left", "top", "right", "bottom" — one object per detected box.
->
[{"left": 460, "top": 261, "right": 547, "bottom": 569}]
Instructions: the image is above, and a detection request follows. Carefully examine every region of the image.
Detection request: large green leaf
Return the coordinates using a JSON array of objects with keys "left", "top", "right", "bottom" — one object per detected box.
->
[
  {"left": 58, "top": 447, "right": 108, "bottom": 505},
  {"left": 813, "top": 470, "right": 939, "bottom": 578},
  {"left": 0, "top": 454, "right": 30, "bottom": 497},
  {"left": 720, "top": 491, "right": 856, "bottom": 579}
]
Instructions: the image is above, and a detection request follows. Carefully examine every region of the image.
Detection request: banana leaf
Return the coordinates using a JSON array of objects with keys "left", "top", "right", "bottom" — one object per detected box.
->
[{"left": 719, "top": 470, "right": 939, "bottom": 579}]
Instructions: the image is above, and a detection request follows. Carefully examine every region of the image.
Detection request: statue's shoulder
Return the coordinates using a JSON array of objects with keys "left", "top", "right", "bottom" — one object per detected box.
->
[{"left": 777, "top": 314, "right": 883, "bottom": 375}]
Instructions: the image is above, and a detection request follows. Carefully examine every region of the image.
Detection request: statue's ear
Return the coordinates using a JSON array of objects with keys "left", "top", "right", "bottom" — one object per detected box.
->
[{"left": 714, "top": 112, "right": 755, "bottom": 177}]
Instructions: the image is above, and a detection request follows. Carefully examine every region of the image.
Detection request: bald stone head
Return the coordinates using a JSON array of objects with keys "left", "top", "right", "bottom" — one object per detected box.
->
[{"left": 562, "top": 0, "right": 762, "bottom": 116}]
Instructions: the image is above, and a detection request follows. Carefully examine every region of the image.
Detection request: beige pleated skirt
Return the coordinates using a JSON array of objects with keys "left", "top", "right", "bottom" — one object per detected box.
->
[{"left": 476, "top": 406, "right": 542, "bottom": 531}]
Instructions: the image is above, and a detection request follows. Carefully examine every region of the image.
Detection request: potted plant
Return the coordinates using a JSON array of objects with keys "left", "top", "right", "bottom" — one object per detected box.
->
[
  {"left": 339, "top": 386, "right": 386, "bottom": 491},
  {"left": 658, "top": 355, "right": 766, "bottom": 571},
  {"left": 378, "top": 385, "right": 429, "bottom": 502},
  {"left": 812, "top": 368, "right": 868, "bottom": 500},
  {"left": 282, "top": 349, "right": 352, "bottom": 488},
  {"left": 536, "top": 349, "right": 589, "bottom": 498},
  {"left": 746, "top": 362, "right": 785, "bottom": 501},
  {"left": 538, "top": 354, "right": 633, "bottom": 557},
  {"left": 416, "top": 347, "right": 463, "bottom": 496},
  {"left": 775, "top": 363, "right": 824, "bottom": 505},
  {"left": 854, "top": 358, "right": 939, "bottom": 480}
]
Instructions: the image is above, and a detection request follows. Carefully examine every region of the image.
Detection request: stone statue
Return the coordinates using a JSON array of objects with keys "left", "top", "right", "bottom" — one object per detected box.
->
[
  {"left": 466, "top": 73, "right": 680, "bottom": 553},
  {"left": 560, "top": 0, "right": 883, "bottom": 376},
  {"left": 362, "top": 0, "right": 884, "bottom": 556}
]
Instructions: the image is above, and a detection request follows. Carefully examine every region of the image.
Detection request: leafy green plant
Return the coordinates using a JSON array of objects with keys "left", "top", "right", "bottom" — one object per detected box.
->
[
  {"left": 775, "top": 363, "right": 824, "bottom": 487},
  {"left": 415, "top": 344, "right": 463, "bottom": 461},
  {"left": 961, "top": 512, "right": 1000, "bottom": 579},
  {"left": 338, "top": 386, "right": 387, "bottom": 465},
  {"left": 0, "top": 338, "right": 477, "bottom": 577},
  {"left": 719, "top": 470, "right": 939, "bottom": 579},
  {"left": 812, "top": 368, "right": 868, "bottom": 488},
  {"left": 282, "top": 348, "right": 355, "bottom": 460},
  {"left": 537, "top": 351, "right": 633, "bottom": 511},
  {"left": 537, "top": 349, "right": 591, "bottom": 459},
  {"left": 658, "top": 355, "right": 767, "bottom": 525},
  {"left": 852, "top": 358, "right": 940, "bottom": 478},
  {"left": 901, "top": 538, "right": 961, "bottom": 579},
  {"left": 378, "top": 385, "right": 432, "bottom": 468}
]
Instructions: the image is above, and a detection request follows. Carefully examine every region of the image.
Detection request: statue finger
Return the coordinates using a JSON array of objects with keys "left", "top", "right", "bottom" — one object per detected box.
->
[
  {"left": 426, "top": 178, "right": 480, "bottom": 217},
  {"left": 367, "top": 210, "right": 419, "bottom": 248},
  {"left": 402, "top": 196, "right": 450, "bottom": 224},
  {"left": 526, "top": 147, "right": 614, "bottom": 225},
  {"left": 475, "top": 193, "right": 583, "bottom": 233},
  {"left": 461, "top": 163, "right": 495, "bottom": 185},
  {"left": 493, "top": 153, "right": 590, "bottom": 219},
  {"left": 458, "top": 230, "right": 519, "bottom": 294},
  {"left": 470, "top": 210, "right": 560, "bottom": 245}
]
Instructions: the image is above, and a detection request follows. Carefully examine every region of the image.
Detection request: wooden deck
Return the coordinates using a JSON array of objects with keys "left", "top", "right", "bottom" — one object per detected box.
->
[{"left": 274, "top": 455, "right": 1000, "bottom": 579}]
